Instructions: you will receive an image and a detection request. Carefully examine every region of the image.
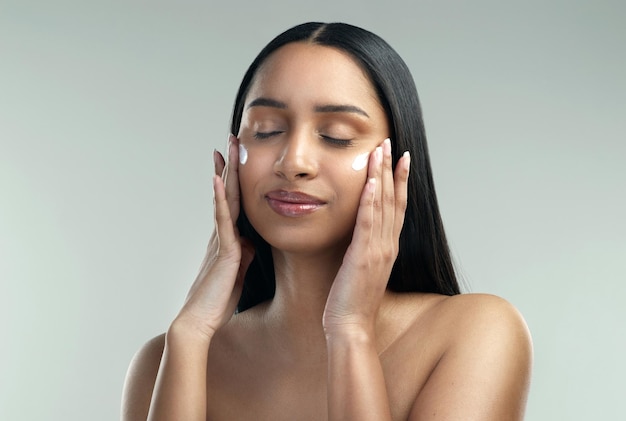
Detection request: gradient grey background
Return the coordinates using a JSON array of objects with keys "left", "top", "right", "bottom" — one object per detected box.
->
[{"left": 1, "top": 1, "right": 624, "bottom": 419}]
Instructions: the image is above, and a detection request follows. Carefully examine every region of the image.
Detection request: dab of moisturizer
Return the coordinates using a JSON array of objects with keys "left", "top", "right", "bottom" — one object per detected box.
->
[
  {"left": 239, "top": 144, "right": 248, "bottom": 165},
  {"left": 351, "top": 152, "right": 370, "bottom": 171}
]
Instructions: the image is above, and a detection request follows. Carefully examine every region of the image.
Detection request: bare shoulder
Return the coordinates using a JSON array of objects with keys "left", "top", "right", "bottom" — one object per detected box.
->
[
  {"left": 436, "top": 293, "right": 531, "bottom": 336},
  {"left": 409, "top": 293, "right": 533, "bottom": 420},
  {"left": 427, "top": 293, "right": 533, "bottom": 374},
  {"left": 388, "top": 292, "right": 530, "bottom": 337},
  {"left": 121, "top": 333, "right": 165, "bottom": 421},
  {"left": 387, "top": 292, "right": 532, "bottom": 367}
]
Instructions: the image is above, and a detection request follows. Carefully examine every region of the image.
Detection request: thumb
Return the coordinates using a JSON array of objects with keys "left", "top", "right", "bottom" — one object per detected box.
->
[
  {"left": 227, "top": 237, "right": 254, "bottom": 313},
  {"left": 237, "top": 237, "right": 256, "bottom": 284}
]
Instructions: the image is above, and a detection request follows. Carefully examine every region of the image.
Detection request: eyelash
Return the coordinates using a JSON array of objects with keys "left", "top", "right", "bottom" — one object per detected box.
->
[
  {"left": 320, "top": 135, "right": 353, "bottom": 147},
  {"left": 253, "top": 132, "right": 353, "bottom": 147},
  {"left": 253, "top": 131, "right": 283, "bottom": 140}
]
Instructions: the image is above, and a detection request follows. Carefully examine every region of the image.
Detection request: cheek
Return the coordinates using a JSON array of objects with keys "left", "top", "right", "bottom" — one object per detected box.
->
[
  {"left": 329, "top": 151, "right": 372, "bottom": 188},
  {"left": 237, "top": 148, "right": 270, "bottom": 203},
  {"left": 328, "top": 157, "right": 369, "bottom": 205},
  {"left": 238, "top": 164, "right": 255, "bottom": 199}
]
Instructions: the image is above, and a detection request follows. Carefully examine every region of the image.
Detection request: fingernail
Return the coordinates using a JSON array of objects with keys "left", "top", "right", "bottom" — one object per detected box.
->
[
  {"left": 384, "top": 138, "right": 391, "bottom": 154},
  {"left": 368, "top": 177, "right": 376, "bottom": 194},
  {"left": 403, "top": 151, "right": 410, "bottom": 170},
  {"left": 376, "top": 146, "right": 383, "bottom": 162}
]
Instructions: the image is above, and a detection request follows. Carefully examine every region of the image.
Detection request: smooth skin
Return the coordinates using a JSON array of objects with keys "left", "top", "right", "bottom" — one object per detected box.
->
[{"left": 121, "top": 43, "right": 532, "bottom": 420}]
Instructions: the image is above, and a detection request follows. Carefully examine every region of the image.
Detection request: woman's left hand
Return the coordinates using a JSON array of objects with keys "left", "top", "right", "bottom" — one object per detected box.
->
[{"left": 323, "top": 138, "right": 410, "bottom": 337}]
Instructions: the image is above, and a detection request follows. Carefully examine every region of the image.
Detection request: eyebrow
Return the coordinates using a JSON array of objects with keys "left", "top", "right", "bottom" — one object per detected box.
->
[
  {"left": 247, "top": 97, "right": 370, "bottom": 118},
  {"left": 314, "top": 104, "right": 369, "bottom": 118},
  {"left": 247, "top": 97, "right": 287, "bottom": 109}
]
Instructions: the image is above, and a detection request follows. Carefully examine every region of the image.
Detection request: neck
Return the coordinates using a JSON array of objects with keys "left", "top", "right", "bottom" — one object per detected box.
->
[
  {"left": 249, "top": 245, "right": 404, "bottom": 364},
  {"left": 259, "top": 246, "right": 344, "bottom": 355},
  {"left": 271, "top": 247, "right": 343, "bottom": 314}
]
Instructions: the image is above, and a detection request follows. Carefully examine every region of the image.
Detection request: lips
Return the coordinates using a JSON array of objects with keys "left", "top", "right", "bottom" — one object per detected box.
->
[{"left": 265, "top": 190, "right": 326, "bottom": 217}]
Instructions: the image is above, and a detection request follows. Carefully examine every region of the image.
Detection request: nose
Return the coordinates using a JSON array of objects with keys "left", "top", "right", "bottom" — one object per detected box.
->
[{"left": 273, "top": 132, "right": 319, "bottom": 181}]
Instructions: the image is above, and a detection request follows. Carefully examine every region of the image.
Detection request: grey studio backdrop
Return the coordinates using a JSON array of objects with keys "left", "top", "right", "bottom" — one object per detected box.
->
[{"left": 1, "top": 1, "right": 624, "bottom": 420}]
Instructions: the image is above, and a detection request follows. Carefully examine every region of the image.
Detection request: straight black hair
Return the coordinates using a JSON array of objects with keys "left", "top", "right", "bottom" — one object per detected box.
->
[{"left": 231, "top": 22, "right": 460, "bottom": 312}]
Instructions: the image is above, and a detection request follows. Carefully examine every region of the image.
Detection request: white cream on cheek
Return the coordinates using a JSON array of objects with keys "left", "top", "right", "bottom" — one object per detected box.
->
[
  {"left": 239, "top": 144, "right": 248, "bottom": 165},
  {"left": 351, "top": 138, "right": 391, "bottom": 171},
  {"left": 351, "top": 152, "right": 370, "bottom": 171}
]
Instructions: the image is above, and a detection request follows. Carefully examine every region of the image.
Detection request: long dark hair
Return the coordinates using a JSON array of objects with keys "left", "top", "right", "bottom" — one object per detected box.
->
[{"left": 231, "top": 22, "right": 460, "bottom": 312}]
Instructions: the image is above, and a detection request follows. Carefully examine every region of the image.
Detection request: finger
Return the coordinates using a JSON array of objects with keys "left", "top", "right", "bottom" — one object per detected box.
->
[
  {"left": 353, "top": 144, "right": 381, "bottom": 243},
  {"left": 208, "top": 145, "right": 226, "bottom": 258},
  {"left": 214, "top": 149, "right": 225, "bottom": 177},
  {"left": 367, "top": 144, "right": 383, "bottom": 239},
  {"left": 349, "top": 176, "right": 377, "bottom": 251},
  {"left": 380, "top": 138, "right": 395, "bottom": 238},
  {"left": 237, "top": 237, "right": 256, "bottom": 284},
  {"left": 213, "top": 174, "right": 238, "bottom": 251},
  {"left": 184, "top": 174, "right": 238, "bottom": 302},
  {"left": 368, "top": 146, "right": 383, "bottom": 211},
  {"left": 222, "top": 134, "right": 241, "bottom": 223},
  {"left": 392, "top": 151, "right": 410, "bottom": 238},
  {"left": 219, "top": 236, "right": 254, "bottom": 319}
]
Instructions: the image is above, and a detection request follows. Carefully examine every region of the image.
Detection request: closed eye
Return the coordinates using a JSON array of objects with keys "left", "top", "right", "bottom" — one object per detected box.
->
[
  {"left": 254, "top": 131, "right": 283, "bottom": 140},
  {"left": 253, "top": 131, "right": 353, "bottom": 147},
  {"left": 321, "top": 135, "right": 353, "bottom": 147}
]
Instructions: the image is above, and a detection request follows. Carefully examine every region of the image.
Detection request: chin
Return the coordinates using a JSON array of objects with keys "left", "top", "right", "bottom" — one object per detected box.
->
[{"left": 254, "top": 224, "right": 351, "bottom": 256}]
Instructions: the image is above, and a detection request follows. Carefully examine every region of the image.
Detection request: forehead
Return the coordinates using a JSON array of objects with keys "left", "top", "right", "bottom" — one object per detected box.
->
[{"left": 245, "top": 42, "right": 382, "bottom": 109}]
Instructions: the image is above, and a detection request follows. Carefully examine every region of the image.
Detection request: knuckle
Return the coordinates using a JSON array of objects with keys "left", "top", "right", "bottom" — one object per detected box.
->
[
  {"left": 358, "top": 217, "right": 373, "bottom": 230},
  {"left": 362, "top": 193, "right": 374, "bottom": 206},
  {"left": 381, "top": 248, "right": 394, "bottom": 262}
]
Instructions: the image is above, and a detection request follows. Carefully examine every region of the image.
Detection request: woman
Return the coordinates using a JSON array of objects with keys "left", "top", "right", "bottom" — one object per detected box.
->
[{"left": 122, "top": 22, "right": 532, "bottom": 420}]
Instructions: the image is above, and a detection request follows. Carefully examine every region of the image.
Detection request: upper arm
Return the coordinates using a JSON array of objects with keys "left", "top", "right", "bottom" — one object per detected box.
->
[
  {"left": 121, "top": 334, "right": 166, "bottom": 421},
  {"left": 410, "top": 295, "right": 533, "bottom": 420}
]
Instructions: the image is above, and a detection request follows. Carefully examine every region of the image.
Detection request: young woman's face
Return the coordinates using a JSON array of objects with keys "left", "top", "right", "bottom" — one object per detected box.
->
[{"left": 237, "top": 42, "right": 390, "bottom": 254}]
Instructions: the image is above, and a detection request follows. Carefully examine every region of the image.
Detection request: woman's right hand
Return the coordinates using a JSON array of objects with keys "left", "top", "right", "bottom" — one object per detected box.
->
[{"left": 172, "top": 134, "right": 255, "bottom": 341}]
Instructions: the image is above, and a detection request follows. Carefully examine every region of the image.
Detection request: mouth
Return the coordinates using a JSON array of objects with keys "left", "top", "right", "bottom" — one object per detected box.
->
[{"left": 265, "top": 190, "right": 326, "bottom": 217}]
